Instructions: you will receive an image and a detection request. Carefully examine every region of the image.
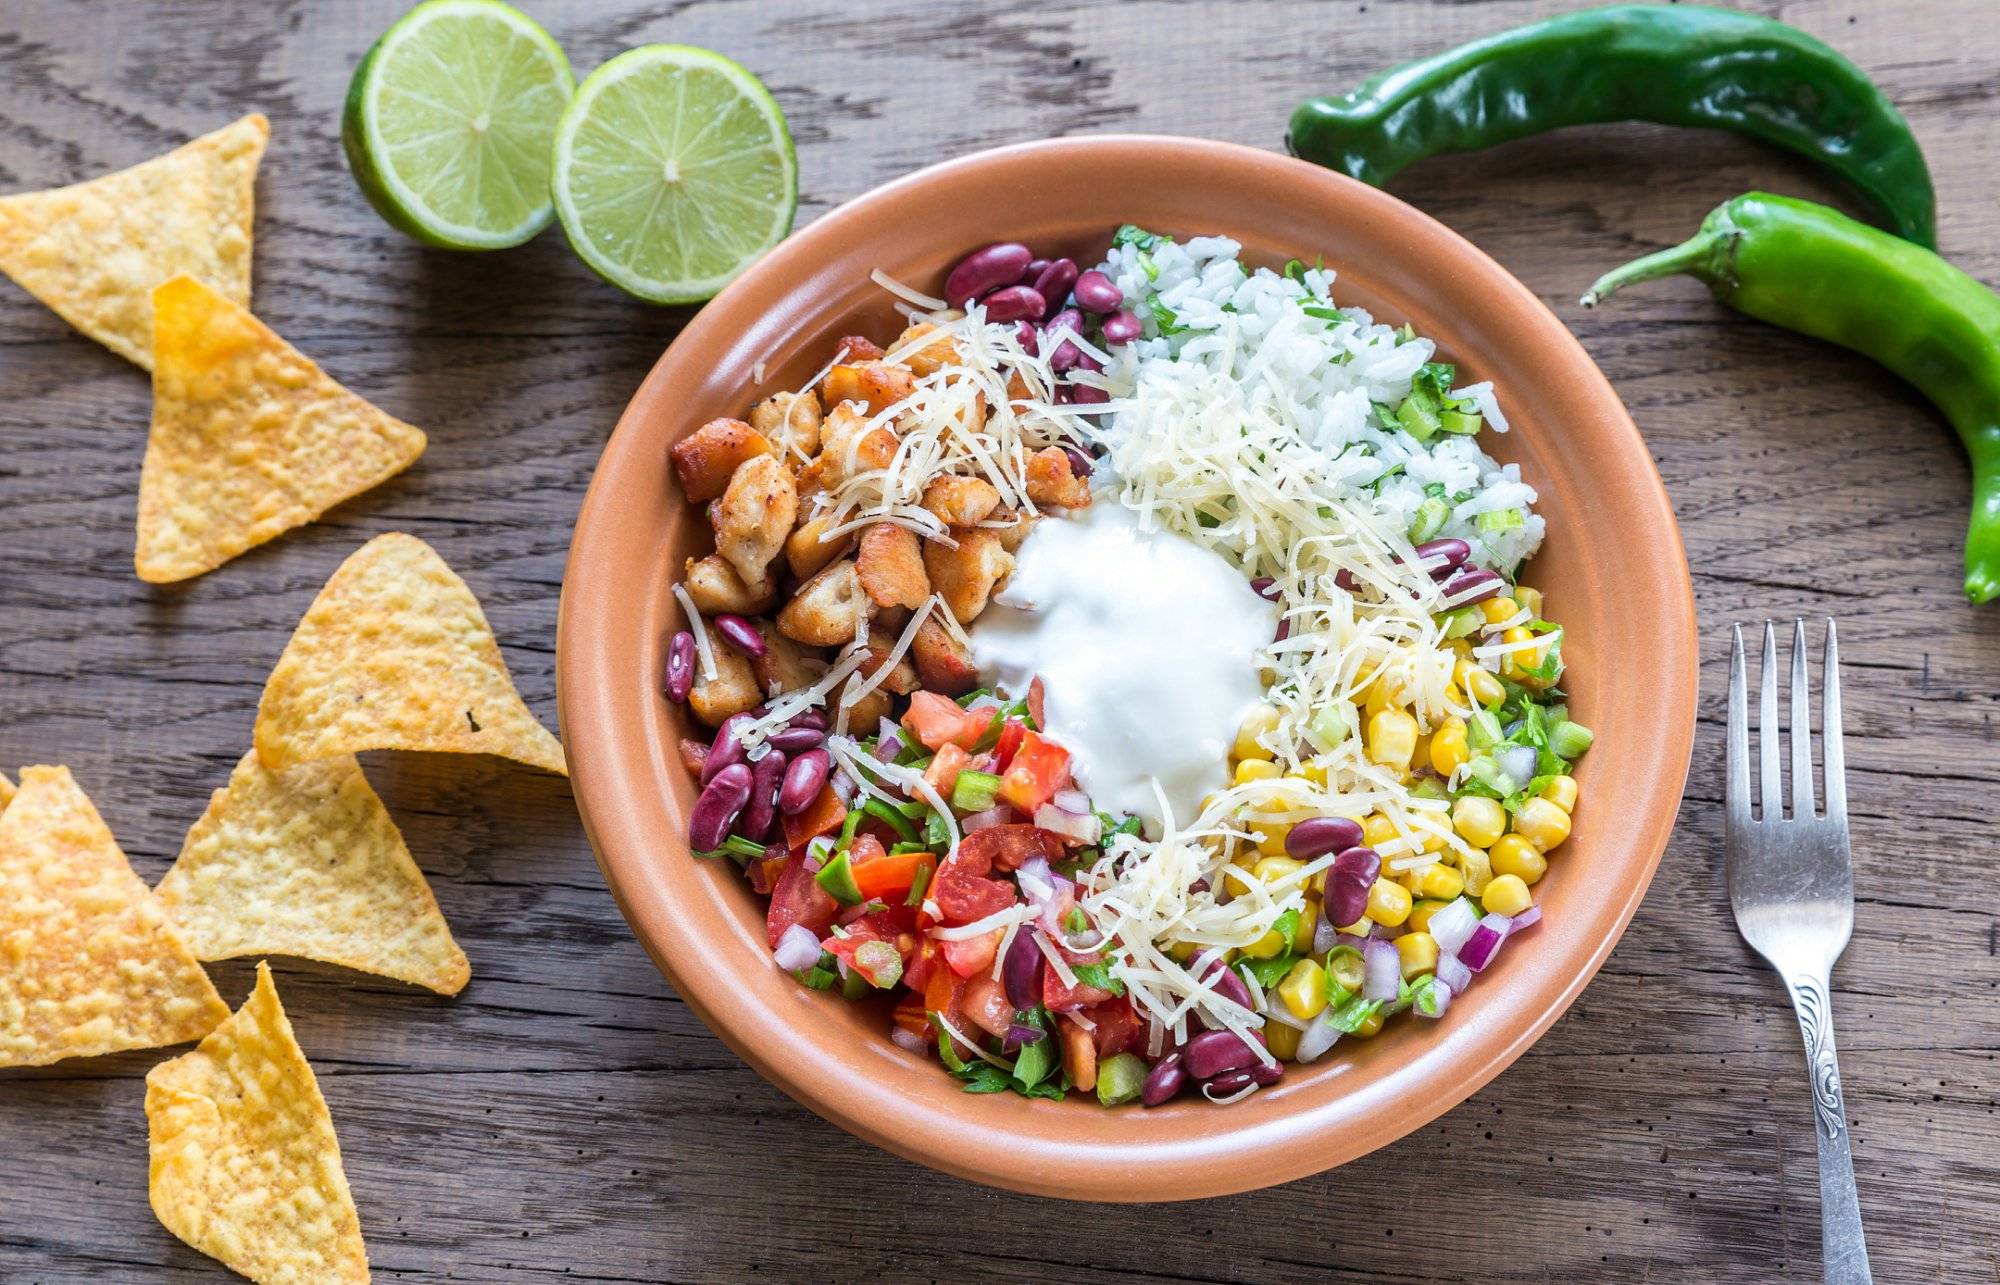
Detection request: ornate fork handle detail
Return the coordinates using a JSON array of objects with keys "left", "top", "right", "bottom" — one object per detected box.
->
[{"left": 1783, "top": 971, "right": 1873, "bottom": 1284}]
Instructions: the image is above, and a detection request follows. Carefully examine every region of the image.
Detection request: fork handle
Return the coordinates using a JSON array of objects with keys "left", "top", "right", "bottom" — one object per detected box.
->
[{"left": 1783, "top": 972, "right": 1873, "bottom": 1284}]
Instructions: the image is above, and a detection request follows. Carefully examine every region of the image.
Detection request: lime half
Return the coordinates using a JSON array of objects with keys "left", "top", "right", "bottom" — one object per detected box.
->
[
  {"left": 343, "top": 0, "right": 575, "bottom": 250},
  {"left": 552, "top": 45, "right": 797, "bottom": 304}
]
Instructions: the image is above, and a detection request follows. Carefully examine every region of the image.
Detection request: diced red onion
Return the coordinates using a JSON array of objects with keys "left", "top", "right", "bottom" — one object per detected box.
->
[
  {"left": 1051, "top": 789, "right": 1091, "bottom": 815},
  {"left": 1459, "top": 913, "right": 1513, "bottom": 972},
  {"left": 1361, "top": 937, "right": 1401, "bottom": 1001},
  {"left": 1297, "top": 1014, "right": 1342, "bottom": 1063},
  {"left": 1311, "top": 914, "right": 1342, "bottom": 956},
  {"left": 890, "top": 1026, "right": 927, "bottom": 1054},
  {"left": 829, "top": 770, "right": 857, "bottom": 804},
  {"left": 962, "top": 805, "right": 1010, "bottom": 832},
  {"left": 1497, "top": 745, "right": 1538, "bottom": 792},
  {"left": 1002, "top": 1022, "right": 1046, "bottom": 1054},
  {"left": 1033, "top": 803, "right": 1101, "bottom": 845},
  {"left": 1427, "top": 897, "right": 1481, "bottom": 957},
  {"left": 773, "top": 924, "right": 822, "bottom": 972},
  {"left": 1510, "top": 905, "right": 1543, "bottom": 931},
  {"left": 1014, "top": 855, "right": 1056, "bottom": 904},
  {"left": 1435, "top": 951, "right": 1473, "bottom": 993}
]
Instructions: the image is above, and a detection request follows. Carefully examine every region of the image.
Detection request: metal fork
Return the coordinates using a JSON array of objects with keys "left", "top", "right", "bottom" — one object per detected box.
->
[{"left": 1726, "top": 620, "right": 1872, "bottom": 1284}]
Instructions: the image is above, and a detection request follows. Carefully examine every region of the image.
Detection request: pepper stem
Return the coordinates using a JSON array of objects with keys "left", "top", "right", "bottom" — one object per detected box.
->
[{"left": 1579, "top": 229, "right": 1730, "bottom": 309}]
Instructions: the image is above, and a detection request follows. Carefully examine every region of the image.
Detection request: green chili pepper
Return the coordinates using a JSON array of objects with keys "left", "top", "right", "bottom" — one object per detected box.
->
[
  {"left": 1583, "top": 192, "right": 2000, "bottom": 604},
  {"left": 1286, "top": 5, "right": 1936, "bottom": 248}
]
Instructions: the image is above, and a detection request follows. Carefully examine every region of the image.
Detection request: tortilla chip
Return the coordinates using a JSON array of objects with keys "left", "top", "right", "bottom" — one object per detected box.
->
[
  {"left": 135, "top": 275, "right": 427, "bottom": 583},
  {"left": 157, "top": 752, "right": 469, "bottom": 995},
  {"left": 255, "top": 533, "right": 567, "bottom": 775},
  {"left": 0, "top": 766, "right": 228, "bottom": 1067},
  {"left": 147, "top": 962, "right": 370, "bottom": 1284},
  {"left": 0, "top": 114, "right": 267, "bottom": 369}
]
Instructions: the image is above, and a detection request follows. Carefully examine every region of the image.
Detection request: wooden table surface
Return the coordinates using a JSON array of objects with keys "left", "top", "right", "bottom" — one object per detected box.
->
[{"left": 3, "top": 1, "right": 1996, "bottom": 1280}]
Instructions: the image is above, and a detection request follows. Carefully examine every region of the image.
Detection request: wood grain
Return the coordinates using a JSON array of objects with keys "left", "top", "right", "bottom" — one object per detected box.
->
[{"left": 2, "top": 1, "right": 1996, "bottom": 1280}]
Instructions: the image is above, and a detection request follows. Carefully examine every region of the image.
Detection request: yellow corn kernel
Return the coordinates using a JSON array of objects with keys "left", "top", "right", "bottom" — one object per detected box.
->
[
  {"left": 1244, "top": 926, "right": 1289, "bottom": 959},
  {"left": 1540, "top": 774, "right": 1579, "bottom": 813},
  {"left": 1480, "top": 596, "right": 1520, "bottom": 624},
  {"left": 1233, "top": 757, "right": 1282, "bottom": 786},
  {"left": 1514, "top": 586, "right": 1544, "bottom": 618},
  {"left": 1482, "top": 872, "right": 1533, "bottom": 917},
  {"left": 1278, "top": 958, "right": 1330, "bottom": 1019},
  {"left": 1414, "top": 862, "right": 1465, "bottom": 901},
  {"left": 1233, "top": 704, "right": 1280, "bottom": 761},
  {"left": 1452, "top": 795, "right": 1507, "bottom": 848},
  {"left": 1429, "top": 716, "right": 1469, "bottom": 776},
  {"left": 1361, "top": 812, "right": 1398, "bottom": 850},
  {"left": 1407, "top": 898, "right": 1450, "bottom": 934},
  {"left": 1394, "top": 931, "right": 1440, "bottom": 978},
  {"left": 1416, "top": 824, "right": 1447, "bottom": 854},
  {"left": 1300, "top": 758, "right": 1331, "bottom": 786},
  {"left": 1264, "top": 1017, "right": 1302, "bottom": 1060},
  {"left": 1251, "top": 821, "right": 1292, "bottom": 858},
  {"left": 1296, "top": 897, "right": 1321, "bottom": 953},
  {"left": 1167, "top": 939, "right": 1199, "bottom": 963},
  {"left": 1513, "top": 797, "right": 1572, "bottom": 851},
  {"left": 1347, "top": 1008, "right": 1385, "bottom": 1038},
  {"left": 1456, "top": 658, "right": 1505, "bottom": 708},
  {"left": 1365, "top": 877, "right": 1412, "bottom": 927},
  {"left": 1366, "top": 708, "right": 1419, "bottom": 772},
  {"left": 1251, "top": 855, "right": 1305, "bottom": 888},
  {"left": 1459, "top": 846, "right": 1493, "bottom": 896},
  {"left": 1490, "top": 833, "right": 1548, "bottom": 885}
]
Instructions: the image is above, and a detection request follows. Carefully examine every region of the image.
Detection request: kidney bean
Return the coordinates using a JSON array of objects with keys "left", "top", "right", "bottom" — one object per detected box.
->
[
  {"left": 1141, "top": 1051, "right": 1188, "bottom": 1107},
  {"left": 1003, "top": 929, "right": 1044, "bottom": 1010},
  {"left": 944, "top": 242, "right": 1033, "bottom": 307},
  {"left": 664, "top": 631, "right": 696, "bottom": 703},
  {"left": 1441, "top": 565, "right": 1505, "bottom": 605},
  {"left": 1274, "top": 618, "right": 1291, "bottom": 643},
  {"left": 700, "top": 712, "right": 753, "bottom": 784},
  {"left": 1184, "top": 1028, "right": 1264, "bottom": 1079},
  {"left": 1062, "top": 447, "right": 1095, "bottom": 479},
  {"left": 766, "top": 724, "right": 824, "bottom": 753},
  {"left": 1334, "top": 568, "right": 1362, "bottom": 593},
  {"left": 689, "top": 764, "right": 754, "bottom": 851},
  {"left": 1285, "top": 815, "right": 1364, "bottom": 861},
  {"left": 980, "top": 285, "right": 1046, "bottom": 323},
  {"left": 1072, "top": 269, "right": 1123, "bottom": 313},
  {"left": 779, "top": 748, "right": 831, "bottom": 815},
  {"left": 739, "top": 751, "right": 786, "bottom": 842},
  {"left": 1032, "top": 258, "right": 1079, "bottom": 318},
  {"left": 789, "top": 709, "right": 828, "bottom": 732},
  {"left": 1321, "top": 846, "right": 1383, "bottom": 927},
  {"left": 1192, "top": 955, "right": 1254, "bottom": 1030},
  {"left": 1069, "top": 381, "right": 1109, "bottom": 405},
  {"left": 1042, "top": 307, "right": 1085, "bottom": 371},
  {"left": 712, "top": 613, "right": 766, "bottom": 658},
  {"left": 1100, "top": 308, "right": 1142, "bottom": 345},
  {"left": 1413, "top": 537, "right": 1471, "bottom": 579},
  {"left": 1015, "top": 320, "right": 1039, "bottom": 351},
  {"left": 1247, "top": 1058, "right": 1284, "bottom": 1086},
  {"left": 1205, "top": 1069, "right": 1257, "bottom": 1097},
  {"left": 1249, "top": 576, "right": 1279, "bottom": 601},
  {"left": 1021, "top": 258, "right": 1049, "bottom": 282}
]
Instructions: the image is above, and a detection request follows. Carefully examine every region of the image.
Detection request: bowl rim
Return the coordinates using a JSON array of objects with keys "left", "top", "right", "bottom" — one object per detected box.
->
[{"left": 557, "top": 134, "right": 1697, "bottom": 1200}]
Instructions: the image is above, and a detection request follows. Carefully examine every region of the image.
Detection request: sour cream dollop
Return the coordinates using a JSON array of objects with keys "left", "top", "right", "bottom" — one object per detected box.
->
[{"left": 969, "top": 498, "right": 1273, "bottom": 827}]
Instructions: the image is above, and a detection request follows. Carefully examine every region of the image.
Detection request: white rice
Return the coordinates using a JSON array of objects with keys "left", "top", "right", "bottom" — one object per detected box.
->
[{"left": 1092, "top": 233, "right": 1545, "bottom": 573}]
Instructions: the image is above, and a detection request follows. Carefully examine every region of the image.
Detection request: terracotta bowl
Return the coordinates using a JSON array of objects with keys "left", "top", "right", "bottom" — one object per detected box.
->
[{"left": 557, "top": 136, "right": 1697, "bottom": 1201}]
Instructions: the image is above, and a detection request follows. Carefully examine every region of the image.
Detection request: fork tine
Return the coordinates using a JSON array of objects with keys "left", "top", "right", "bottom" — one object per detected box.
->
[
  {"left": 1759, "top": 621, "right": 1782, "bottom": 820},
  {"left": 1790, "top": 618, "right": 1815, "bottom": 819},
  {"left": 1822, "top": 618, "right": 1846, "bottom": 822},
  {"left": 1727, "top": 624, "right": 1750, "bottom": 828}
]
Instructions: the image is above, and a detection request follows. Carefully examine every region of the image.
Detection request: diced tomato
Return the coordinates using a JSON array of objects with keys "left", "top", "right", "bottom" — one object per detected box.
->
[
  {"left": 1042, "top": 958, "right": 1115, "bottom": 1013},
  {"left": 747, "top": 851, "right": 787, "bottom": 895},
  {"left": 1079, "top": 997, "right": 1146, "bottom": 1058},
  {"left": 782, "top": 783, "right": 846, "bottom": 853},
  {"left": 958, "top": 973, "right": 1014, "bottom": 1038},
  {"left": 954, "top": 823, "right": 1065, "bottom": 875},
  {"left": 902, "top": 691, "right": 990, "bottom": 752},
  {"left": 851, "top": 844, "right": 929, "bottom": 903},
  {"left": 942, "top": 928, "right": 1003, "bottom": 977},
  {"left": 1027, "top": 676, "right": 1047, "bottom": 732},
  {"left": 906, "top": 938, "right": 942, "bottom": 996},
  {"left": 765, "top": 852, "right": 839, "bottom": 949},
  {"left": 923, "top": 743, "right": 971, "bottom": 798},
  {"left": 932, "top": 855, "right": 1019, "bottom": 923},
  {"left": 993, "top": 719, "right": 1026, "bottom": 771},
  {"left": 923, "top": 950, "right": 963, "bottom": 1014},
  {"left": 998, "top": 730, "right": 1071, "bottom": 813}
]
